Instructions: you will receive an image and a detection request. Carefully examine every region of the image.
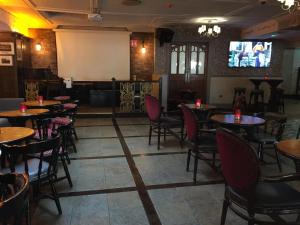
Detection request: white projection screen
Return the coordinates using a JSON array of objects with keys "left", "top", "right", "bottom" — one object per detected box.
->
[{"left": 55, "top": 29, "right": 130, "bottom": 81}]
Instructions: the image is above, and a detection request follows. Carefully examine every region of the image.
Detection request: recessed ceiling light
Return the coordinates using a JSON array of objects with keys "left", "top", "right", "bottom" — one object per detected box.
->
[{"left": 193, "top": 17, "right": 228, "bottom": 24}]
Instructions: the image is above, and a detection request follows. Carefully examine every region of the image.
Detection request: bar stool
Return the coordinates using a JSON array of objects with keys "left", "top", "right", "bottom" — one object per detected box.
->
[
  {"left": 249, "top": 89, "right": 264, "bottom": 105},
  {"left": 232, "top": 87, "right": 246, "bottom": 107}
]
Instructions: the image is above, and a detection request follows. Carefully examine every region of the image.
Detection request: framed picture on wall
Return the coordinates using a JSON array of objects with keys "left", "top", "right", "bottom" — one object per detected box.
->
[
  {"left": 0, "top": 55, "right": 13, "bottom": 66},
  {"left": 0, "top": 42, "right": 15, "bottom": 55},
  {"left": 16, "top": 39, "right": 23, "bottom": 61}
]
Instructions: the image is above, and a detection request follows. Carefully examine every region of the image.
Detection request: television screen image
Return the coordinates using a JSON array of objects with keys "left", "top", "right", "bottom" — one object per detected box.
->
[{"left": 228, "top": 41, "right": 272, "bottom": 68}]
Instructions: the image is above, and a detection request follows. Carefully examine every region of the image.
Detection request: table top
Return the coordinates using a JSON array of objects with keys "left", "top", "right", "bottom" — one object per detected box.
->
[
  {"left": 0, "top": 127, "right": 34, "bottom": 144},
  {"left": 53, "top": 96, "right": 70, "bottom": 101},
  {"left": 189, "top": 104, "right": 216, "bottom": 111},
  {"left": 0, "top": 109, "right": 49, "bottom": 118},
  {"left": 179, "top": 104, "right": 216, "bottom": 111},
  {"left": 210, "top": 114, "right": 265, "bottom": 127},
  {"left": 21, "top": 100, "right": 61, "bottom": 107},
  {"left": 276, "top": 139, "right": 300, "bottom": 159}
]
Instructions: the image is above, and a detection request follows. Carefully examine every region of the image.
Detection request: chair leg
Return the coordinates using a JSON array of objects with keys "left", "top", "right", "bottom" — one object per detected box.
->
[
  {"left": 212, "top": 152, "right": 216, "bottom": 168},
  {"left": 61, "top": 155, "right": 73, "bottom": 187},
  {"left": 164, "top": 128, "right": 166, "bottom": 141},
  {"left": 157, "top": 125, "right": 161, "bottom": 150},
  {"left": 274, "top": 148, "right": 282, "bottom": 172},
  {"left": 186, "top": 149, "right": 192, "bottom": 171},
  {"left": 72, "top": 126, "right": 78, "bottom": 140},
  {"left": 49, "top": 177, "right": 62, "bottom": 215},
  {"left": 26, "top": 201, "right": 31, "bottom": 225},
  {"left": 220, "top": 199, "right": 229, "bottom": 225},
  {"left": 247, "top": 211, "right": 255, "bottom": 225},
  {"left": 193, "top": 151, "right": 199, "bottom": 183},
  {"left": 148, "top": 125, "right": 152, "bottom": 145},
  {"left": 70, "top": 136, "right": 77, "bottom": 153}
]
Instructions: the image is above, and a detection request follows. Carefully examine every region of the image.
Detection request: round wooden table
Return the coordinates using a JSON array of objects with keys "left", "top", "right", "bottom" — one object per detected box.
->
[
  {"left": 21, "top": 100, "right": 61, "bottom": 108},
  {"left": 210, "top": 114, "right": 265, "bottom": 128},
  {"left": 0, "top": 109, "right": 49, "bottom": 118},
  {"left": 0, "top": 109, "right": 49, "bottom": 126},
  {"left": 276, "top": 139, "right": 300, "bottom": 172},
  {"left": 0, "top": 127, "right": 34, "bottom": 144}
]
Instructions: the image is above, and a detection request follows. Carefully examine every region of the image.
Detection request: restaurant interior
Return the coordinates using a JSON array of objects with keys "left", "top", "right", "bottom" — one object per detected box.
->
[{"left": 0, "top": 0, "right": 300, "bottom": 225}]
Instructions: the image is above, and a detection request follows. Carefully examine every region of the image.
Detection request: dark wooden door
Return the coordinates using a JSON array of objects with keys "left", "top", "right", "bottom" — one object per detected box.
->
[{"left": 168, "top": 43, "right": 208, "bottom": 107}]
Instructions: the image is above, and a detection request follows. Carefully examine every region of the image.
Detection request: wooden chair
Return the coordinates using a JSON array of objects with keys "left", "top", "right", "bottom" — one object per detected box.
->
[
  {"left": 216, "top": 128, "right": 300, "bottom": 225},
  {"left": 0, "top": 173, "right": 30, "bottom": 225},
  {"left": 245, "top": 113, "right": 287, "bottom": 171},
  {"left": 1, "top": 135, "right": 63, "bottom": 214}
]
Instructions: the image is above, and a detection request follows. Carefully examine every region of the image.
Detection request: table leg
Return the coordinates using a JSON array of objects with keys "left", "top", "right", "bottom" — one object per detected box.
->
[{"left": 294, "top": 159, "right": 300, "bottom": 173}]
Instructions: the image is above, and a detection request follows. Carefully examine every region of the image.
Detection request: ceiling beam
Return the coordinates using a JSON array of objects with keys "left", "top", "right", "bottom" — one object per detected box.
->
[{"left": 241, "top": 13, "right": 300, "bottom": 39}]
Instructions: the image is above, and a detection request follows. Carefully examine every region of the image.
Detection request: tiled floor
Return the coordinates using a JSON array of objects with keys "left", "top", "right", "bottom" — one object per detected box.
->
[{"left": 32, "top": 102, "right": 300, "bottom": 225}]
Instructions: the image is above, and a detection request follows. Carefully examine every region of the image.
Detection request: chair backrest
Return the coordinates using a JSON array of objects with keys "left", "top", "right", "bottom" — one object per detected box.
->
[
  {"left": 216, "top": 128, "right": 260, "bottom": 194},
  {"left": 2, "top": 135, "right": 62, "bottom": 178},
  {"left": 35, "top": 117, "right": 55, "bottom": 139},
  {"left": 145, "top": 95, "right": 161, "bottom": 122},
  {"left": 181, "top": 104, "right": 198, "bottom": 141},
  {"left": 0, "top": 173, "right": 29, "bottom": 225},
  {"left": 264, "top": 113, "right": 287, "bottom": 141}
]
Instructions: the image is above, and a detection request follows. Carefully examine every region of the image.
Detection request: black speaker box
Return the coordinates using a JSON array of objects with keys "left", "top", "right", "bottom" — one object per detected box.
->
[{"left": 155, "top": 28, "right": 174, "bottom": 46}]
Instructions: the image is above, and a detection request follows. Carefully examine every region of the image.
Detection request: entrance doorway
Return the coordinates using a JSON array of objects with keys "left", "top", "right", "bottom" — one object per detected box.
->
[{"left": 168, "top": 43, "right": 209, "bottom": 109}]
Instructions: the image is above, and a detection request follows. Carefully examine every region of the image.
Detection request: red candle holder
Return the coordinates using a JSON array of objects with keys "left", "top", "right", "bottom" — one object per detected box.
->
[
  {"left": 20, "top": 104, "right": 27, "bottom": 113},
  {"left": 195, "top": 99, "right": 202, "bottom": 108},
  {"left": 234, "top": 109, "right": 241, "bottom": 120},
  {"left": 37, "top": 96, "right": 44, "bottom": 104}
]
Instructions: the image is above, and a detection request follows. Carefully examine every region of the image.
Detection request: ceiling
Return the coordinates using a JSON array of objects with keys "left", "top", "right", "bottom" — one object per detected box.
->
[{"left": 1, "top": 0, "right": 288, "bottom": 32}]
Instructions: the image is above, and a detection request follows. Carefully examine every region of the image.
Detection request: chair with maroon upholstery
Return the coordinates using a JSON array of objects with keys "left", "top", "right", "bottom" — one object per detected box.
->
[
  {"left": 145, "top": 95, "right": 182, "bottom": 150},
  {"left": 181, "top": 104, "right": 217, "bottom": 182},
  {"left": 216, "top": 128, "right": 300, "bottom": 225}
]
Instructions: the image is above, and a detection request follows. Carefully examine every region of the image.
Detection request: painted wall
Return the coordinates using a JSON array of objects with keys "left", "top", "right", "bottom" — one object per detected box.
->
[
  {"left": 282, "top": 48, "right": 300, "bottom": 95},
  {"left": 0, "top": 9, "right": 30, "bottom": 36},
  {"left": 154, "top": 25, "right": 286, "bottom": 104}
]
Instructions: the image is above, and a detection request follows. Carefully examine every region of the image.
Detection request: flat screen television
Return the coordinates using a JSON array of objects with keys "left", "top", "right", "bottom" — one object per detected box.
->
[{"left": 228, "top": 41, "right": 272, "bottom": 68}]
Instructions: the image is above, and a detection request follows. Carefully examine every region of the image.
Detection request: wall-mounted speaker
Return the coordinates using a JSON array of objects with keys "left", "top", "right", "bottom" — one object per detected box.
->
[{"left": 155, "top": 28, "right": 174, "bottom": 47}]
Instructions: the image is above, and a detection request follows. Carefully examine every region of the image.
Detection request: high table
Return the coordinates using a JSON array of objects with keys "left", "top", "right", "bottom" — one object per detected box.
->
[
  {"left": 181, "top": 103, "right": 217, "bottom": 122},
  {"left": 0, "top": 109, "right": 49, "bottom": 126},
  {"left": 276, "top": 139, "right": 300, "bottom": 172},
  {"left": 249, "top": 78, "right": 283, "bottom": 111},
  {"left": 21, "top": 100, "right": 61, "bottom": 109}
]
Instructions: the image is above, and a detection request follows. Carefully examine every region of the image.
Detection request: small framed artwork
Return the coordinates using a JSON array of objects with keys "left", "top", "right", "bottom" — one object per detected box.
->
[
  {"left": 0, "top": 42, "right": 15, "bottom": 55},
  {"left": 0, "top": 55, "right": 13, "bottom": 66},
  {"left": 16, "top": 39, "right": 23, "bottom": 61}
]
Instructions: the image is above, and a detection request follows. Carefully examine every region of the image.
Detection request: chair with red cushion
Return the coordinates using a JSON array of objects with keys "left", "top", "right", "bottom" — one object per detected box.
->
[
  {"left": 216, "top": 128, "right": 300, "bottom": 225},
  {"left": 145, "top": 95, "right": 183, "bottom": 150},
  {"left": 181, "top": 104, "right": 217, "bottom": 182}
]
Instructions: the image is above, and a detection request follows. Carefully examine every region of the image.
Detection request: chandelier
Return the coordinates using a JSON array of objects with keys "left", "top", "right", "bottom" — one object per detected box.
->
[
  {"left": 198, "top": 24, "right": 221, "bottom": 37},
  {"left": 277, "top": 0, "right": 299, "bottom": 13}
]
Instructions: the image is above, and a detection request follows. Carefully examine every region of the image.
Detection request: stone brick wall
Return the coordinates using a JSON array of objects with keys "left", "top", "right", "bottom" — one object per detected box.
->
[
  {"left": 130, "top": 32, "right": 154, "bottom": 81},
  {"left": 29, "top": 29, "right": 58, "bottom": 75},
  {"left": 154, "top": 25, "right": 286, "bottom": 77}
]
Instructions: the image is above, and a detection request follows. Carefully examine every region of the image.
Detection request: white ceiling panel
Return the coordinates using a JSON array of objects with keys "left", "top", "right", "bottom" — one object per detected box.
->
[{"left": 29, "top": 0, "right": 285, "bottom": 31}]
